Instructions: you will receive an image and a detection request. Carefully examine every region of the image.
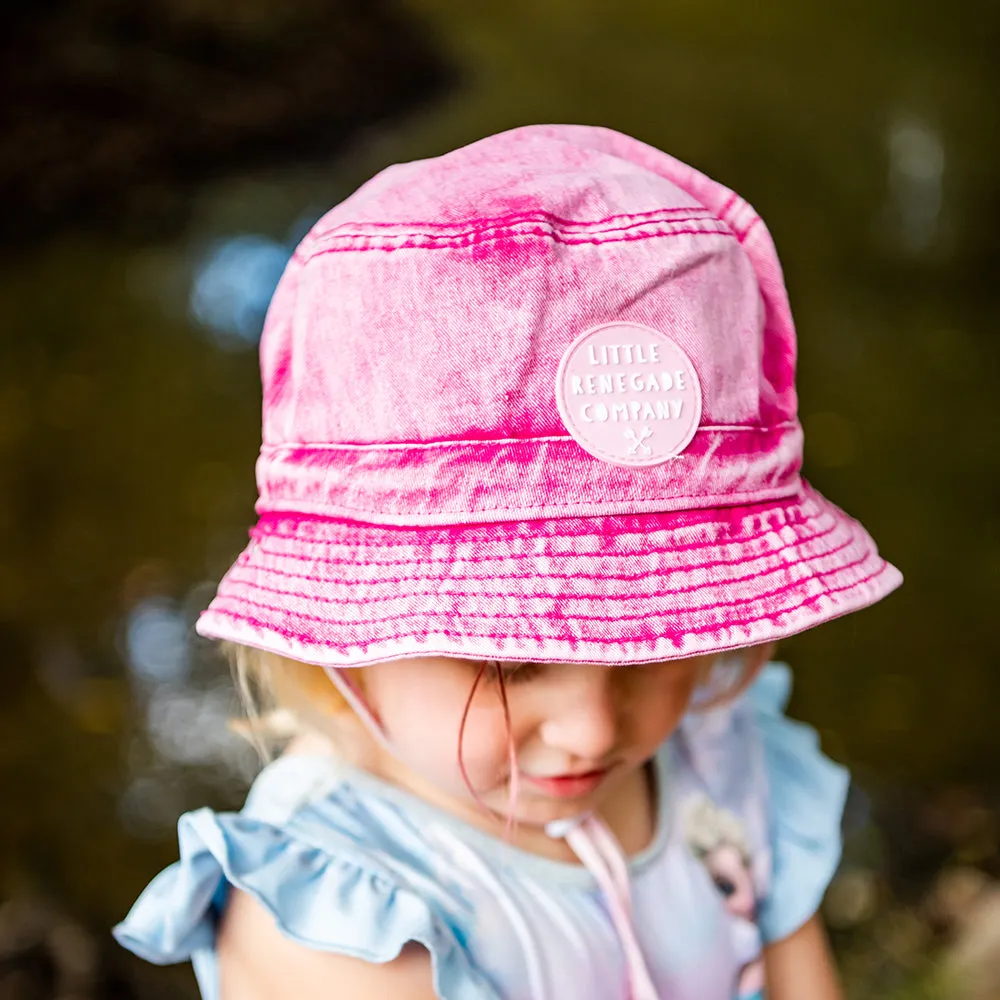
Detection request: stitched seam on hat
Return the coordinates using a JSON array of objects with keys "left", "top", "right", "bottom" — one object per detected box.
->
[
  {"left": 717, "top": 194, "right": 738, "bottom": 220},
  {"left": 258, "top": 424, "right": 798, "bottom": 454},
  {"left": 245, "top": 507, "right": 851, "bottom": 578},
  {"left": 313, "top": 222, "right": 731, "bottom": 250},
  {"left": 321, "top": 206, "right": 713, "bottom": 234},
  {"left": 220, "top": 536, "right": 872, "bottom": 621},
  {"left": 210, "top": 557, "right": 889, "bottom": 642},
  {"left": 262, "top": 435, "right": 572, "bottom": 453},
  {"left": 254, "top": 511, "right": 844, "bottom": 566},
  {"left": 311, "top": 214, "right": 718, "bottom": 248},
  {"left": 735, "top": 215, "right": 762, "bottom": 243},
  {"left": 225, "top": 534, "right": 858, "bottom": 601},
  {"left": 209, "top": 560, "right": 892, "bottom": 648},
  {"left": 244, "top": 527, "right": 844, "bottom": 584},
  {"left": 252, "top": 513, "right": 828, "bottom": 559},
  {"left": 254, "top": 486, "right": 822, "bottom": 535},
  {"left": 250, "top": 516, "right": 840, "bottom": 571},
  {"left": 307, "top": 225, "right": 735, "bottom": 257},
  {"left": 251, "top": 483, "right": 801, "bottom": 518},
  {"left": 307, "top": 211, "right": 722, "bottom": 255}
]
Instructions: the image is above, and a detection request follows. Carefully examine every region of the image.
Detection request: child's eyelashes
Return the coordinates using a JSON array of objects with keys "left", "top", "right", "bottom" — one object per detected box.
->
[
  {"left": 478, "top": 660, "right": 674, "bottom": 685},
  {"left": 481, "top": 660, "right": 543, "bottom": 685}
]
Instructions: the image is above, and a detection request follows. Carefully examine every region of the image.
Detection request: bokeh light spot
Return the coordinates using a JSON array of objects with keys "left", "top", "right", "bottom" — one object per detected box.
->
[
  {"left": 189, "top": 234, "right": 290, "bottom": 349},
  {"left": 124, "top": 597, "right": 190, "bottom": 685}
]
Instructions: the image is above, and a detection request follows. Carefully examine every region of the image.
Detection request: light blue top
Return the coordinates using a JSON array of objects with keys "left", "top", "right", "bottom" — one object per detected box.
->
[{"left": 114, "top": 664, "right": 848, "bottom": 1000}]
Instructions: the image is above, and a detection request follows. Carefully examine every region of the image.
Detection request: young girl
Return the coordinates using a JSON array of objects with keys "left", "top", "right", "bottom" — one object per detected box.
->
[{"left": 114, "top": 124, "right": 902, "bottom": 1000}]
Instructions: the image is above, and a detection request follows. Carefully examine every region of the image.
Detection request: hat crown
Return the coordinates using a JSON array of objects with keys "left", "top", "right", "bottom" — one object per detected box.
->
[{"left": 255, "top": 125, "right": 802, "bottom": 525}]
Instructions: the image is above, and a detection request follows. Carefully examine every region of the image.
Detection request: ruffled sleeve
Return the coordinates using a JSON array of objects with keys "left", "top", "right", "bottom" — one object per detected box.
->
[
  {"left": 113, "top": 807, "right": 497, "bottom": 1000},
  {"left": 749, "top": 663, "right": 850, "bottom": 944}
]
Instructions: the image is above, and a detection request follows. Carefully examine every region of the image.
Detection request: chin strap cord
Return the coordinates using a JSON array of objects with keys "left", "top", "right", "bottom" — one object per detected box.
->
[
  {"left": 547, "top": 814, "right": 660, "bottom": 1000},
  {"left": 328, "top": 667, "right": 659, "bottom": 998}
]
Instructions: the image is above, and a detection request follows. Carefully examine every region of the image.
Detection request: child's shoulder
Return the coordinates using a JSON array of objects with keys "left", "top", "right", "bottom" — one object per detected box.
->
[
  {"left": 216, "top": 886, "right": 439, "bottom": 1000},
  {"left": 114, "top": 752, "right": 496, "bottom": 1000}
]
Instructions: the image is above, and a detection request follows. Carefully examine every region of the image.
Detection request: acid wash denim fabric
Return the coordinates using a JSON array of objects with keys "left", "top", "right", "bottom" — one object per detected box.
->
[
  {"left": 254, "top": 132, "right": 799, "bottom": 524},
  {"left": 198, "top": 126, "right": 900, "bottom": 667}
]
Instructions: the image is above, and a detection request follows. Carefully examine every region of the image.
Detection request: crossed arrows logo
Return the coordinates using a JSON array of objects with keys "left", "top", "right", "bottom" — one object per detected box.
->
[{"left": 624, "top": 426, "right": 652, "bottom": 455}]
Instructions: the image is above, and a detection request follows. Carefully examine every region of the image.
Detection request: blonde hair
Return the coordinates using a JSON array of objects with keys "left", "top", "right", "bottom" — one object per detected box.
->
[
  {"left": 690, "top": 646, "right": 774, "bottom": 711},
  {"left": 223, "top": 642, "right": 363, "bottom": 760},
  {"left": 225, "top": 645, "right": 518, "bottom": 836}
]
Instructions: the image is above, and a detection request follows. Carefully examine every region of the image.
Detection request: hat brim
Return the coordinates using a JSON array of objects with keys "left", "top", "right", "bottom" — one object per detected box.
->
[{"left": 196, "top": 482, "right": 901, "bottom": 667}]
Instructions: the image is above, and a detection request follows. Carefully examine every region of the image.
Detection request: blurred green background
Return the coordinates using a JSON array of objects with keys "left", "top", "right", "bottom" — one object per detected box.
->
[{"left": 0, "top": 1, "right": 997, "bottom": 997}]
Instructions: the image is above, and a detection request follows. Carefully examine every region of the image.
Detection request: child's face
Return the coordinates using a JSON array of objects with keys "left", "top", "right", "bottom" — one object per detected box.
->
[
  {"left": 703, "top": 843, "right": 756, "bottom": 920},
  {"left": 360, "top": 654, "right": 712, "bottom": 829}
]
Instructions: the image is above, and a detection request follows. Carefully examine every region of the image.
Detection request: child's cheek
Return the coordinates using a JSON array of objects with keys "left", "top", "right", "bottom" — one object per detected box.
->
[
  {"left": 397, "top": 700, "right": 510, "bottom": 793},
  {"left": 454, "top": 715, "right": 513, "bottom": 782},
  {"left": 635, "top": 683, "right": 691, "bottom": 746}
]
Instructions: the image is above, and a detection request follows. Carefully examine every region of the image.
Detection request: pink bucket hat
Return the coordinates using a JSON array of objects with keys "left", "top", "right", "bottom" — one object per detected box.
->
[{"left": 196, "top": 124, "right": 902, "bottom": 667}]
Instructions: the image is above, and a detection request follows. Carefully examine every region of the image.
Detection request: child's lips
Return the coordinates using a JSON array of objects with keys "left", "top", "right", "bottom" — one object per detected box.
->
[{"left": 521, "top": 767, "right": 610, "bottom": 798}]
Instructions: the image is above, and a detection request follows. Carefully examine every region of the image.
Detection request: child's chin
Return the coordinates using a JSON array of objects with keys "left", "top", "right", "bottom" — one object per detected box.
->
[{"left": 503, "top": 794, "right": 604, "bottom": 828}]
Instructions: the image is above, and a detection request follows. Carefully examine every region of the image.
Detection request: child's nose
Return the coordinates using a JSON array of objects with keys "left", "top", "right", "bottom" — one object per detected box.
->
[{"left": 537, "top": 671, "right": 619, "bottom": 762}]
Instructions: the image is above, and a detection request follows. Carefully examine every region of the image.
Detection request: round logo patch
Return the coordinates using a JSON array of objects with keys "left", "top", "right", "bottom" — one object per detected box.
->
[{"left": 555, "top": 322, "right": 702, "bottom": 467}]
